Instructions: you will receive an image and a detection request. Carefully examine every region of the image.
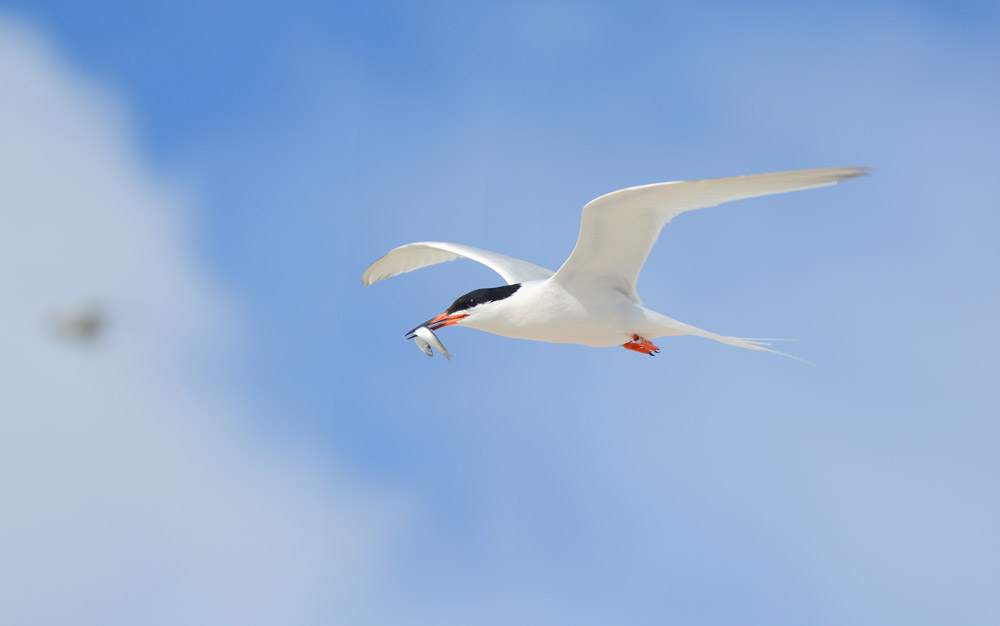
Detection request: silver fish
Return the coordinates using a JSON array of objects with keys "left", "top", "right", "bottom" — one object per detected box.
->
[
  {"left": 413, "top": 325, "right": 453, "bottom": 360},
  {"left": 413, "top": 333, "right": 434, "bottom": 356}
]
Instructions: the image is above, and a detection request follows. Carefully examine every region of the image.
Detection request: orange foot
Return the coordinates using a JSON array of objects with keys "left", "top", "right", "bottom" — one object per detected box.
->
[{"left": 623, "top": 334, "right": 660, "bottom": 356}]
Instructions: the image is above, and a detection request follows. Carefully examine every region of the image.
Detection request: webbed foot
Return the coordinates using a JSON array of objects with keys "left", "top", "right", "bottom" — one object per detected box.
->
[{"left": 623, "top": 334, "right": 660, "bottom": 356}]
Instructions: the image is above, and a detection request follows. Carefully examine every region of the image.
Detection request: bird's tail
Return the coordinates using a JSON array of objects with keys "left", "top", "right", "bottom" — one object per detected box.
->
[
  {"left": 647, "top": 312, "right": 810, "bottom": 363},
  {"left": 701, "top": 334, "right": 809, "bottom": 364}
]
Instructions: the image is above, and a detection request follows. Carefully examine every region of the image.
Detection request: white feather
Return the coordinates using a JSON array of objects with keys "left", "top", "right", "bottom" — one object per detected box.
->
[
  {"left": 552, "top": 167, "right": 870, "bottom": 303},
  {"left": 362, "top": 241, "right": 553, "bottom": 286}
]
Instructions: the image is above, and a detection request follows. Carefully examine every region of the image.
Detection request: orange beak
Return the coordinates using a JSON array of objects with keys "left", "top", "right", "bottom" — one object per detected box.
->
[
  {"left": 404, "top": 312, "right": 468, "bottom": 338},
  {"left": 426, "top": 312, "right": 468, "bottom": 330}
]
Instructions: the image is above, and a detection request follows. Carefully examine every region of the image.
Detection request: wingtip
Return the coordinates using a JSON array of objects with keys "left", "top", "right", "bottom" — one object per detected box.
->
[
  {"left": 847, "top": 165, "right": 873, "bottom": 177},
  {"left": 830, "top": 166, "right": 873, "bottom": 181},
  {"left": 795, "top": 165, "right": 871, "bottom": 189},
  {"left": 360, "top": 266, "right": 381, "bottom": 287}
]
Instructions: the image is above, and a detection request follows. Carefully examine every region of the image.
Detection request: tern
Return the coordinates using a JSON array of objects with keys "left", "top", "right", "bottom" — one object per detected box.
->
[{"left": 363, "top": 167, "right": 868, "bottom": 357}]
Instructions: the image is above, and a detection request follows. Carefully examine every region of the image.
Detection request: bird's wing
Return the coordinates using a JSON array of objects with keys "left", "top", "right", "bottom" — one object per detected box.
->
[
  {"left": 362, "top": 241, "right": 555, "bottom": 286},
  {"left": 551, "top": 166, "right": 869, "bottom": 303}
]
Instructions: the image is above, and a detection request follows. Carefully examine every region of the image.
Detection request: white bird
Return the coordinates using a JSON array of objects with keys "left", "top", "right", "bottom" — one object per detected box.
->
[{"left": 364, "top": 167, "right": 868, "bottom": 358}]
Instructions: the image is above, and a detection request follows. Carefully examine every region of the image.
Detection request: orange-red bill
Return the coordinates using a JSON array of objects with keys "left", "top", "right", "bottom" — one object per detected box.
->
[{"left": 404, "top": 312, "right": 468, "bottom": 338}]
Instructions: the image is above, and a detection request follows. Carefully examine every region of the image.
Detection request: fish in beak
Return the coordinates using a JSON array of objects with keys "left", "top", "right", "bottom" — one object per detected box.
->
[
  {"left": 405, "top": 324, "right": 455, "bottom": 359},
  {"left": 404, "top": 311, "right": 468, "bottom": 337}
]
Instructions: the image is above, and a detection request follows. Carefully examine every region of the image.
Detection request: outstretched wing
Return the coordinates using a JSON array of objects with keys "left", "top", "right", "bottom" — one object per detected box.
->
[
  {"left": 552, "top": 166, "right": 870, "bottom": 303},
  {"left": 362, "top": 241, "right": 554, "bottom": 287}
]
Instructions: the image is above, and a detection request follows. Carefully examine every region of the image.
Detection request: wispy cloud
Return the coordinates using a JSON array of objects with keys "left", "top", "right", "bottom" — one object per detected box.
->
[{"left": 0, "top": 17, "right": 399, "bottom": 625}]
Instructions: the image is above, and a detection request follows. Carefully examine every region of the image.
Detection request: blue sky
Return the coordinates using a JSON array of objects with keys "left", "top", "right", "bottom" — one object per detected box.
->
[{"left": 2, "top": 1, "right": 998, "bottom": 624}]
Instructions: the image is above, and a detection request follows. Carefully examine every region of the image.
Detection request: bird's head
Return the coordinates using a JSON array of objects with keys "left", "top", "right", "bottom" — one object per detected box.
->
[{"left": 404, "top": 283, "right": 522, "bottom": 337}]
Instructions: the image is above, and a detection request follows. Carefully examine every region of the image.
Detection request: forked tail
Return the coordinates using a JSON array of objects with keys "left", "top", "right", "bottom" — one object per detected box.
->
[
  {"left": 647, "top": 312, "right": 811, "bottom": 364},
  {"left": 702, "top": 335, "right": 809, "bottom": 364}
]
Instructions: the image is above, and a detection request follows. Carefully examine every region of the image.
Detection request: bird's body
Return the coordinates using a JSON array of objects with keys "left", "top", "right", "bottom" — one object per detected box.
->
[
  {"left": 364, "top": 167, "right": 868, "bottom": 358},
  {"left": 454, "top": 279, "right": 646, "bottom": 347}
]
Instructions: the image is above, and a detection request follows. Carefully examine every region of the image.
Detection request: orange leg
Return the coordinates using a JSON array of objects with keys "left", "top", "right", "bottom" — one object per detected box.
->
[{"left": 623, "top": 334, "right": 661, "bottom": 356}]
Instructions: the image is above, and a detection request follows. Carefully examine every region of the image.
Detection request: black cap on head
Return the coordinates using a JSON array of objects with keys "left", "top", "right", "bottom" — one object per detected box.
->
[{"left": 446, "top": 283, "right": 521, "bottom": 314}]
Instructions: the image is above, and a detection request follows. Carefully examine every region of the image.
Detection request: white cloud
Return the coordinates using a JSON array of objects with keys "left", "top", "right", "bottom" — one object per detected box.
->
[{"left": 0, "top": 16, "right": 399, "bottom": 626}]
